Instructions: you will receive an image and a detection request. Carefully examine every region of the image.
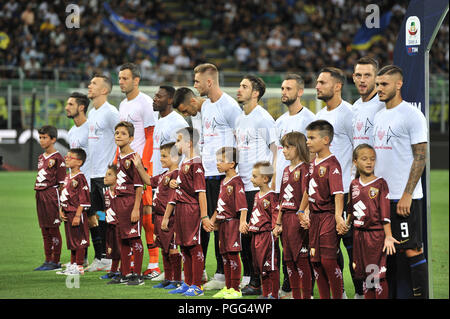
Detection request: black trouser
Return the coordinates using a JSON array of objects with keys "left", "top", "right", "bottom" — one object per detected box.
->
[
  {"left": 203, "top": 176, "right": 225, "bottom": 274},
  {"left": 241, "top": 190, "right": 260, "bottom": 287},
  {"left": 89, "top": 178, "right": 107, "bottom": 260}
]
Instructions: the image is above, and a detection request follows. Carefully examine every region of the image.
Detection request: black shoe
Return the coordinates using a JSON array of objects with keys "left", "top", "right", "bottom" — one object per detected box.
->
[
  {"left": 119, "top": 273, "right": 132, "bottom": 284},
  {"left": 127, "top": 274, "right": 145, "bottom": 286},
  {"left": 107, "top": 275, "right": 123, "bottom": 285},
  {"left": 242, "top": 284, "right": 262, "bottom": 296}
]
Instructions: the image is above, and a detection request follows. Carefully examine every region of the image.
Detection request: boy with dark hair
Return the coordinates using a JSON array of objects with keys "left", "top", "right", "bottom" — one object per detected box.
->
[
  {"left": 161, "top": 127, "right": 213, "bottom": 296},
  {"left": 248, "top": 161, "right": 280, "bottom": 299},
  {"left": 297, "top": 119, "right": 346, "bottom": 299},
  {"left": 114, "top": 121, "right": 145, "bottom": 286},
  {"left": 58, "top": 148, "right": 91, "bottom": 275},
  {"left": 34, "top": 125, "right": 66, "bottom": 271}
]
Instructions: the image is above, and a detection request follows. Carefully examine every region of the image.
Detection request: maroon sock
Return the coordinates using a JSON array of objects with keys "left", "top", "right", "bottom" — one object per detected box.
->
[
  {"left": 129, "top": 238, "right": 144, "bottom": 275},
  {"left": 223, "top": 254, "right": 231, "bottom": 289},
  {"left": 41, "top": 227, "right": 52, "bottom": 262},
  {"left": 262, "top": 274, "right": 271, "bottom": 297},
  {"left": 286, "top": 261, "right": 301, "bottom": 299},
  {"left": 120, "top": 239, "right": 131, "bottom": 276},
  {"left": 269, "top": 270, "right": 280, "bottom": 299},
  {"left": 48, "top": 227, "right": 62, "bottom": 263},
  {"left": 321, "top": 258, "right": 343, "bottom": 299},
  {"left": 76, "top": 248, "right": 84, "bottom": 265},
  {"left": 162, "top": 252, "right": 172, "bottom": 280},
  {"left": 181, "top": 246, "right": 192, "bottom": 285},
  {"left": 189, "top": 244, "right": 204, "bottom": 287},
  {"left": 312, "top": 262, "right": 331, "bottom": 299},
  {"left": 297, "top": 257, "right": 312, "bottom": 299},
  {"left": 169, "top": 253, "right": 182, "bottom": 282},
  {"left": 228, "top": 252, "right": 241, "bottom": 291},
  {"left": 111, "top": 259, "right": 120, "bottom": 273}
]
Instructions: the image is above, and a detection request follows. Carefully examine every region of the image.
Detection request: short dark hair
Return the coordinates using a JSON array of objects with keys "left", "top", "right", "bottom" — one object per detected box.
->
[
  {"left": 92, "top": 73, "right": 113, "bottom": 93},
  {"left": 173, "top": 87, "right": 195, "bottom": 109},
  {"left": 38, "top": 125, "right": 58, "bottom": 139},
  {"left": 69, "top": 92, "right": 90, "bottom": 113},
  {"left": 159, "top": 85, "right": 176, "bottom": 99},
  {"left": 107, "top": 163, "right": 118, "bottom": 175},
  {"left": 69, "top": 148, "right": 87, "bottom": 165},
  {"left": 120, "top": 62, "right": 141, "bottom": 78},
  {"left": 377, "top": 65, "right": 403, "bottom": 79},
  {"left": 160, "top": 142, "right": 180, "bottom": 161},
  {"left": 306, "top": 120, "right": 334, "bottom": 143},
  {"left": 355, "top": 56, "right": 379, "bottom": 72},
  {"left": 243, "top": 74, "right": 266, "bottom": 101},
  {"left": 284, "top": 73, "right": 305, "bottom": 89},
  {"left": 216, "top": 146, "right": 239, "bottom": 168},
  {"left": 253, "top": 161, "right": 274, "bottom": 183},
  {"left": 177, "top": 127, "right": 200, "bottom": 147},
  {"left": 115, "top": 121, "right": 135, "bottom": 137},
  {"left": 319, "top": 67, "right": 345, "bottom": 86}
]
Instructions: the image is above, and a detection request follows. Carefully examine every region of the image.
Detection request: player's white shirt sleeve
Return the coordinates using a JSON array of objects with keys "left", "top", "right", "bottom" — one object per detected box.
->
[
  {"left": 68, "top": 121, "right": 91, "bottom": 188},
  {"left": 373, "top": 101, "right": 427, "bottom": 200},
  {"left": 201, "top": 93, "right": 242, "bottom": 177},
  {"left": 274, "top": 106, "right": 316, "bottom": 192},
  {"left": 152, "top": 111, "right": 189, "bottom": 176},
  {"left": 88, "top": 102, "right": 120, "bottom": 178},
  {"left": 235, "top": 105, "right": 277, "bottom": 191}
]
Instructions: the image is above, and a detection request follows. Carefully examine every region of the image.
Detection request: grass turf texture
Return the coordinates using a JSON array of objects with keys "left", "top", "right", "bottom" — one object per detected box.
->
[{"left": 0, "top": 171, "right": 448, "bottom": 299}]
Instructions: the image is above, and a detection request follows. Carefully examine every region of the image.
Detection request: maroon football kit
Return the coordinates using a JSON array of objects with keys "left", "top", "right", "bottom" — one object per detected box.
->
[
  {"left": 151, "top": 169, "right": 178, "bottom": 254},
  {"left": 60, "top": 172, "right": 91, "bottom": 251},
  {"left": 34, "top": 151, "right": 66, "bottom": 228},
  {"left": 216, "top": 175, "right": 247, "bottom": 254},
  {"left": 279, "top": 162, "right": 312, "bottom": 299},
  {"left": 349, "top": 177, "right": 390, "bottom": 281},
  {"left": 306, "top": 154, "right": 344, "bottom": 262},
  {"left": 115, "top": 152, "right": 144, "bottom": 239},
  {"left": 104, "top": 188, "right": 121, "bottom": 260}
]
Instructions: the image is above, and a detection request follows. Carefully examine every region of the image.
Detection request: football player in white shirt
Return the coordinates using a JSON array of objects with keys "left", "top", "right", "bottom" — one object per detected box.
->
[
  {"left": 235, "top": 75, "right": 277, "bottom": 296},
  {"left": 315, "top": 67, "right": 356, "bottom": 298},
  {"left": 118, "top": 62, "right": 159, "bottom": 278},
  {"left": 152, "top": 85, "right": 189, "bottom": 176},
  {"left": 352, "top": 57, "right": 385, "bottom": 147},
  {"left": 275, "top": 74, "right": 316, "bottom": 193},
  {"left": 374, "top": 65, "right": 428, "bottom": 299},
  {"left": 65, "top": 92, "right": 91, "bottom": 187},
  {"left": 86, "top": 74, "right": 119, "bottom": 272},
  {"left": 193, "top": 63, "right": 242, "bottom": 290}
]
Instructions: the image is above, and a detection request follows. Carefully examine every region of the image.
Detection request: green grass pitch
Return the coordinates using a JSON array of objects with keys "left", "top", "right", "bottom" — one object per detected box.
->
[{"left": 0, "top": 171, "right": 448, "bottom": 299}]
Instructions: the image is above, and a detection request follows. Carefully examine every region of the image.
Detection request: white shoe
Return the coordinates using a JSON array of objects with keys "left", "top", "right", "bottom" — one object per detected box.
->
[
  {"left": 342, "top": 290, "right": 348, "bottom": 299},
  {"left": 151, "top": 271, "right": 165, "bottom": 281},
  {"left": 56, "top": 263, "right": 81, "bottom": 275},
  {"left": 85, "top": 258, "right": 104, "bottom": 272},
  {"left": 204, "top": 273, "right": 225, "bottom": 290},
  {"left": 240, "top": 276, "right": 250, "bottom": 289},
  {"left": 279, "top": 289, "right": 293, "bottom": 299},
  {"left": 354, "top": 293, "right": 364, "bottom": 299},
  {"left": 100, "top": 258, "right": 112, "bottom": 272}
]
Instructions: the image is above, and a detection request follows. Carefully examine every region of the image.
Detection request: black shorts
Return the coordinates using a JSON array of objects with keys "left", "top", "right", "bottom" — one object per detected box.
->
[
  {"left": 89, "top": 177, "right": 107, "bottom": 217},
  {"left": 390, "top": 199, "right": 423, "bottom": 250}
]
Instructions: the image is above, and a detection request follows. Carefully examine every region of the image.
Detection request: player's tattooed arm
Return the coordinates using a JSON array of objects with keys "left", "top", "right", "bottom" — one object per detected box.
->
[
  {"left": 397, "top": 142, "right": 427, "bottom": 217},
  {"left": 405, "top": 142, "right": 427, "bottom": 195}
]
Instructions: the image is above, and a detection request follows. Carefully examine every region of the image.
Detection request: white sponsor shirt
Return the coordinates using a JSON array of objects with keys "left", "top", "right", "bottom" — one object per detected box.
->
[
  {"left": 119, "top": 92, "right": 155, "bottom": 157},
  {"left": 68, "top": 120, "right": 90, "bottom": 186},
  {"left": 352, "top": 94, "right": 385, "bottom": 147},
  {"left": 274, "top": 106, "right": 316, "bottom": 192},
  {"left": 315, "top": 100, "right": 354, "bottom": 193},
  {"left": 191, "top": 112, "right": 203, "bottom": 154},
  {"left": 373, "top": 101, "right": 427, "bottom": 200},
  {"left": 235, "top": 105, "right": 277, "bottom": 191},
  {"left": 87, "top": 101, "right": 120, "bottom": 178},
  {"left": 201, "top": 93, "right": 242, "bottom": 176},
  {"left": 152, "top": 110, "right": 189, "bottom": 176}
]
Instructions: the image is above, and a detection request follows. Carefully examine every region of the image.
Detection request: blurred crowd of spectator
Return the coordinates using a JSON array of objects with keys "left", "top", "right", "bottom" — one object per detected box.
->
[{"left": 0, "top": 0, "right": 448, "bottom": 86}]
